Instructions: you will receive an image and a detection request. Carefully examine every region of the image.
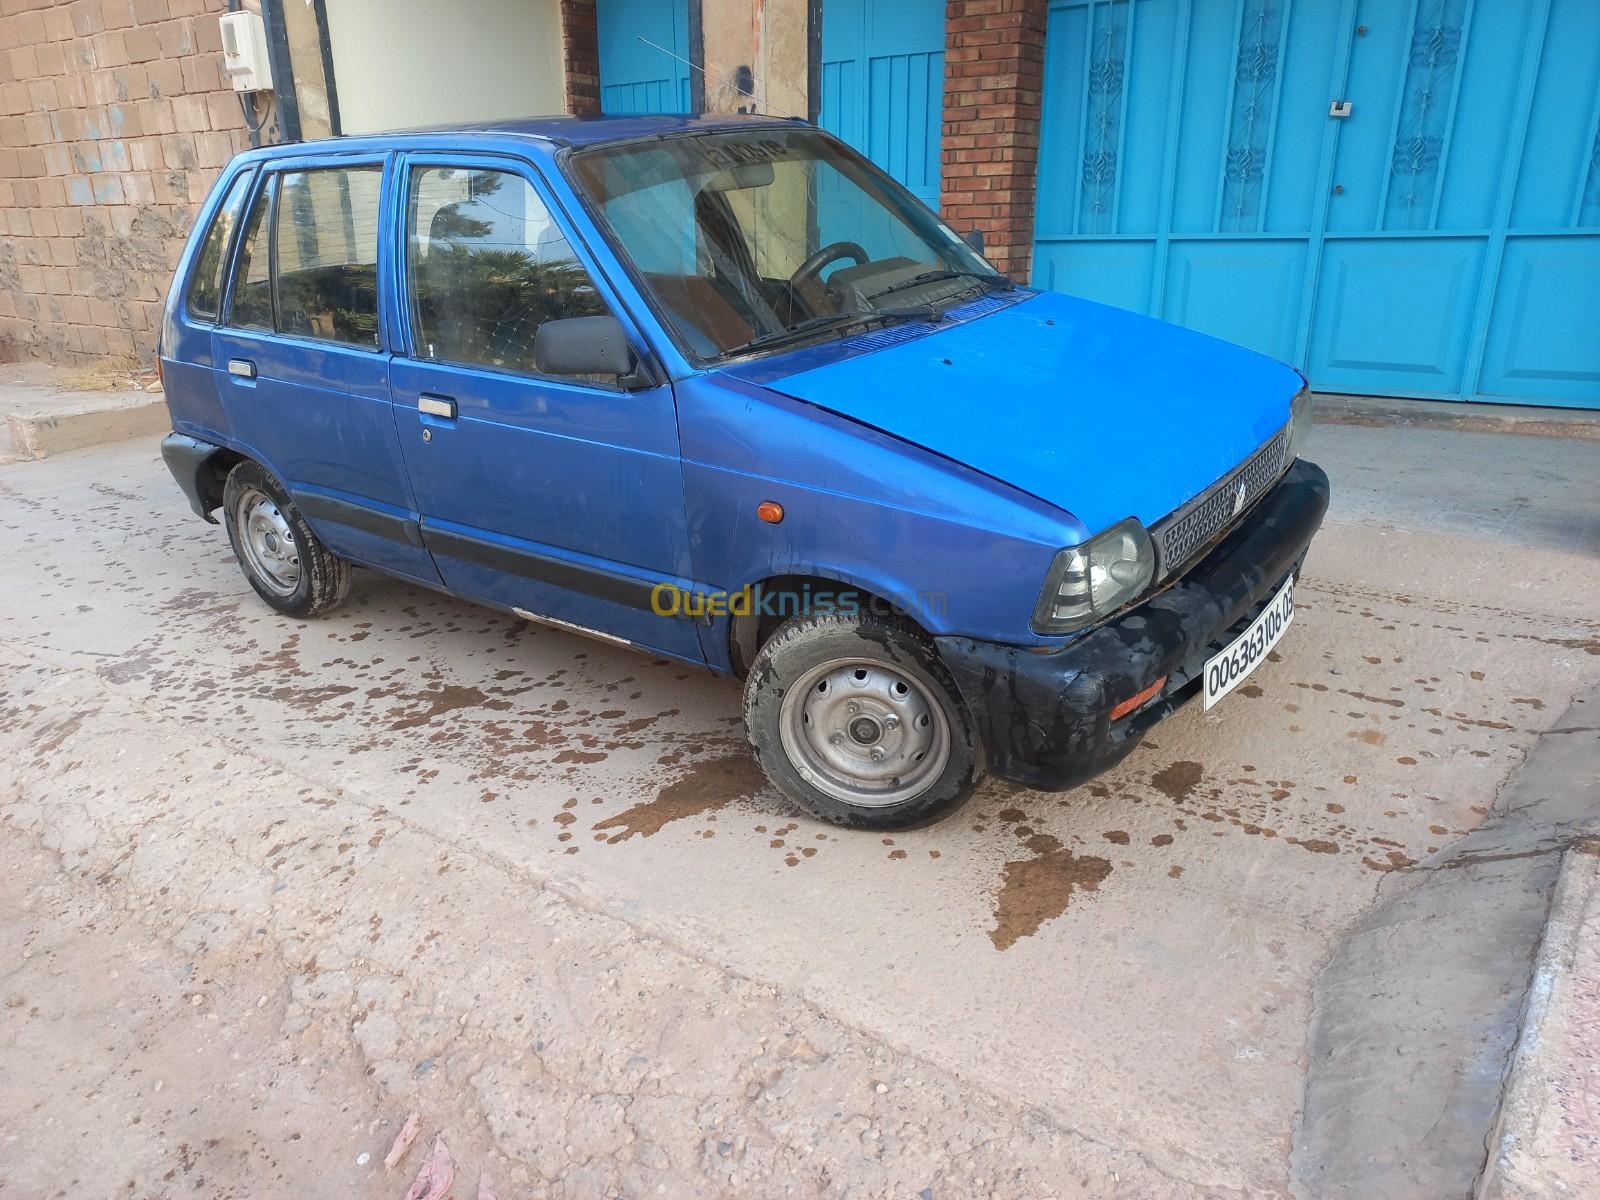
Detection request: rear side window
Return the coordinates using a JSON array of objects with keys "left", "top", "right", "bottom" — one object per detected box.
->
[
  {"left": 229, "top": 176, "right": 275, "bottom": 332},
  {"left": 188, "top": 172, "right": 252, "bottom": 321},
  {"left": 274, "top": 167, "right": 383, "bottom": 348},
  {"left": 405, "top": 166, "right": 606, "bottom": 375}
]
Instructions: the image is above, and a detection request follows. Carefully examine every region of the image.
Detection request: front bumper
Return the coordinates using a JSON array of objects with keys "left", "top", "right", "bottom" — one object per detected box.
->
[{"left": 936, "top": 457, "right": 1331, "bottom": 790}]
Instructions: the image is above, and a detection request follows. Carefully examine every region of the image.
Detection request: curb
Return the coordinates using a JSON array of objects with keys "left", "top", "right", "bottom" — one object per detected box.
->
[
  {"left": 1312, "top": 394, "right": 1600, "bottom": 442},
  {"left": 1478, "top": 838, "right": 1600, "bottom": 1199},
  {"left": 0, "top": 393, "right": 168, "bottom": 463}
]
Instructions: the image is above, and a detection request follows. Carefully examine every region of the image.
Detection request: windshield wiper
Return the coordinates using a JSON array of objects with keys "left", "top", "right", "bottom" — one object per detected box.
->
[
  {"left": 721, "top": 306, "right": 941, "bottom": 359},
  {"left": 872, "top": 268, "right": 1015, "bottom": 301}
]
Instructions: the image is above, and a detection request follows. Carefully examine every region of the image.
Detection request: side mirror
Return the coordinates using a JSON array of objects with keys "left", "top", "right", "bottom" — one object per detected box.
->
[
  {"left": 963, "top": 227, "right": 986, "bottom": 254},
  {"left": 534, "top": 315, "right": 639, "bottom": 382}
]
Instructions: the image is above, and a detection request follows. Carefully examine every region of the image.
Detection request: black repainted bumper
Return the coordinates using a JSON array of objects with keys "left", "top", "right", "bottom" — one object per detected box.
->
[
  {"left": 161, "top": 432, "right": 225, "bottom": 523},
  {"left": 936, "top": 457, "right": 1331, "bottom": 791}
]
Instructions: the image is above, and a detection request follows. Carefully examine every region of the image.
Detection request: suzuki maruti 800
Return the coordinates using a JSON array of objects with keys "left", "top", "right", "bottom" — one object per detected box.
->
[{"left": 158, "top": 114, "right": 1330, "bottom": 829}]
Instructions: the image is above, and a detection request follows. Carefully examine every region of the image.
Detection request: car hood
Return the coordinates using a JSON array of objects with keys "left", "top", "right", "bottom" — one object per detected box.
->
[{"left": 760, "top": 290, "right": 1302, "bottom": 533}]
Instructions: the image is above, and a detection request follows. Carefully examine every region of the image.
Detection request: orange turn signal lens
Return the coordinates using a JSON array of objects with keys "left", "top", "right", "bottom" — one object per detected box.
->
[
  {"left": 1109, "top": 675, "right": 1167, "bottom": 722},
  {"left": 757, "top": 500, "right": 784, "bottom": 524}
]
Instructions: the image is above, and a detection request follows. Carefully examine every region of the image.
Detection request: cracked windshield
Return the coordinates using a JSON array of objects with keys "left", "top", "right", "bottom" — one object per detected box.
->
[{"left": 568, "top": 127, "right": 1010, "bottom": 360}]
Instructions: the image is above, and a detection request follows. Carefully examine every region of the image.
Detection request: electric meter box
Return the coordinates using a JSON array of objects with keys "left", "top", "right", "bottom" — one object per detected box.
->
[{"left": 219, "top": 11, "right": 273, "bottom": 93}]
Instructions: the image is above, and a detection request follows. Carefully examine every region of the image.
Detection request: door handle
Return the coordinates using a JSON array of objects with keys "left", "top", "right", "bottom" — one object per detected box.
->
[
  {"left": 418, "top": 393, "right": 457, "bottom": 419},
  {"left": 227, "top": 358, "right": 256, "bottom": 379}
]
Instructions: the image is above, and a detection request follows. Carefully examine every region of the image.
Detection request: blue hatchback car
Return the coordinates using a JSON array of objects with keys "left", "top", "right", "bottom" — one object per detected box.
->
[{"left": 159, "top": 114, "right": 1329, "bottom": 829}]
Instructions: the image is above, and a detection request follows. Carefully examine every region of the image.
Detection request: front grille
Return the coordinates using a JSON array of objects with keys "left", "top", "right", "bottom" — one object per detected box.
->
[{"left": 1151, "top": 429, "right": 1288, "bottom": 577}]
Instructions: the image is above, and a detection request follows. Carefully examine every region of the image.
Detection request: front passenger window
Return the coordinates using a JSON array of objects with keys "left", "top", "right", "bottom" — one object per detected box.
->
[{"left": 406, "top": 166, "right": 607, "bottom": 377}]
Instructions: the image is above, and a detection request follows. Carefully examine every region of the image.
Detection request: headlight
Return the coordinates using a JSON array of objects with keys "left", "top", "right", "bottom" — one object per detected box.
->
[
  {"left": 1031, "top": 518, "right": 1155, "bottom": 635},
  {"left": 1285, "top": 386, "right": 1314, "bottom": 462}
]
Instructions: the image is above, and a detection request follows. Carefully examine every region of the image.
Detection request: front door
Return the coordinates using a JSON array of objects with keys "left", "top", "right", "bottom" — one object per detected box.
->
[
  {"left": 387, "top": 154, "right": 704, "bottom": 661},
  {"left": 213, "top": 158, "right": 441, "bottom": 584}
]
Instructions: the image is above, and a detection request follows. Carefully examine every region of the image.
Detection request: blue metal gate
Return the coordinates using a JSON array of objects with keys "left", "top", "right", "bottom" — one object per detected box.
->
[
  {"left": 820, "top": 0, "right": 947, "bottom": 209},
  {"left": 1032, "top": 0, "right": 1600, "bottom": 408},
  {"left": 596, "top": 0, "right": 691, "bottom": 115}
]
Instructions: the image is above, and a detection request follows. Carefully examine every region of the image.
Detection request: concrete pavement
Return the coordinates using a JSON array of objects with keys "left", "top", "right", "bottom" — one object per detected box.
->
[{"left": 1, "top": 414, "right": 1597, "bottom": 1196}]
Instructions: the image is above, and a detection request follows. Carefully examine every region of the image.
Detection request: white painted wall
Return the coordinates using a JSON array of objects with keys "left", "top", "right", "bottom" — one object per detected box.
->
[{"left": 325, "top": 0, "right": 566, "bottom": 134}]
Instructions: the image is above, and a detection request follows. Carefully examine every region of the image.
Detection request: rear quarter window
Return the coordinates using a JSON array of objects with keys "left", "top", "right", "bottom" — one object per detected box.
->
[
  {"left": 187, "top": 172, "right": 252, "bottom": 321},
  {"left": 229, "top": 176, "right": 275, "bottom": 332}
]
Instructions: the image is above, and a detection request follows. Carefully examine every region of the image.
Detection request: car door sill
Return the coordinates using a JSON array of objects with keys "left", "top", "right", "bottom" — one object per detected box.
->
[{"left": 511, "top": 607, "right": 636, "bottom": 649}]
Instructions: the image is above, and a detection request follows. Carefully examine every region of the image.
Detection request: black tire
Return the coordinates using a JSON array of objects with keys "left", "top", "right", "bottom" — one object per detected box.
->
[
  {"left": 743, "top": 610, "right": 984, "bottom": 829},
  {"left": 222, "top": 460, "right": 350, "bottom": 618}
]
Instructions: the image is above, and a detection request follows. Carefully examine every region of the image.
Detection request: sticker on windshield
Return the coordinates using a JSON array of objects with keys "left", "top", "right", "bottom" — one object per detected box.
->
[{"left": 702, "top": 140, "right": 792, "bottom": 170}]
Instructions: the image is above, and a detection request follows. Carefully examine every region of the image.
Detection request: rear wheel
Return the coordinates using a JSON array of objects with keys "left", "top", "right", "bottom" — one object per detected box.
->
[
  {"left": 222, "top": 460, "right": 349, "bottom": 618},
  {"left": 743, "top": 610, "right": 983, "bottom": 828}
]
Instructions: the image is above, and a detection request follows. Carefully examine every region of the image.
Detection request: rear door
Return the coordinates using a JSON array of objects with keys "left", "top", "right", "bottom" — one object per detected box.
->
[
  {"left": 214, "top": 155, "right": 441, "bottom": 585},
  {"left": 387, "top": 152, "right": 703, "bottom": 660}
]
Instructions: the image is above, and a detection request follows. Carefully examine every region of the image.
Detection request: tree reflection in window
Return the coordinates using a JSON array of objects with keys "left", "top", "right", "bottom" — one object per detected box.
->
[{"left": 407, "top": 167, "right": 607, "bottom": 376}]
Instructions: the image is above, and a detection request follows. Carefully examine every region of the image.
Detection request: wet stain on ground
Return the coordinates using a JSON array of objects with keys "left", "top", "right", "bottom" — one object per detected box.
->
[
  {"left": 990, "top": 831, "right": 1112, "bottom": 951},
  {"left": 1363, "top": 849, "right": 1418, "bottom": 872},
  {"left": 592, "top": 752, "right": 768, "bottom": 843},
  {"left": 386, "top": 684, "right": 513, "bottom": 731},
  {"left": 1151, "top": 760, "right": 1203, "bottom": 802},
  {"left": 1288, "top": 838, "right": 1340, "bottom": 854}
]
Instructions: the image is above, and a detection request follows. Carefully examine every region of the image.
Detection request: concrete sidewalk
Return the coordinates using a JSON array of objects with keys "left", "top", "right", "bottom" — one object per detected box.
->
[
  {"left": 1481, "top": 746, "right": 1600, "bottom": 1198},
  {"left": 1293, "top": 686, "right": 1600, "bottom": 1200},
  {"left": 0, "top": 361, "right": 167, "bottom": 464}
]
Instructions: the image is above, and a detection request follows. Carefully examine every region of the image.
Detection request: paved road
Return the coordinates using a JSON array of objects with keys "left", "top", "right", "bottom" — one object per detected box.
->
[{"left": 2, "top": 420, "right": 1597, "bottom": 1196}]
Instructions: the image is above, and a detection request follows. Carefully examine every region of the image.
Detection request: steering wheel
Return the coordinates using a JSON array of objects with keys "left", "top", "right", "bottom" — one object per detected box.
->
[{"left": 788, "top": 240, "right": 870, "bottom": 314}]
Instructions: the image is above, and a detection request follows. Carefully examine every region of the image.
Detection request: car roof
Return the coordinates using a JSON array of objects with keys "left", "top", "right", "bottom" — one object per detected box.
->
[{"left": 244, "top": 112, "right": 807, "bottom": 158}]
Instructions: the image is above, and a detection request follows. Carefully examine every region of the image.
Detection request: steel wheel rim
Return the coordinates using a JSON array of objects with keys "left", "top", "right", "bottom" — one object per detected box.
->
[
  {"left": 235, "top": 487, "right": 301, "bottom": 597},
  {"left": 778, "top": 657, "right": 951, "bottom": 807}
]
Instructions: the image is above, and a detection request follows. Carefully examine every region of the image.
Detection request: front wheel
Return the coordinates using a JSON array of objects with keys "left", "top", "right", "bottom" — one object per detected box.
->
[{"left": 743, "top": 611, "right": 984, "bottom": 829}]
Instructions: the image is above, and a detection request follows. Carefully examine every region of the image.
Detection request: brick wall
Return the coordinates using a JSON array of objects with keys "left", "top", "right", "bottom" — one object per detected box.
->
[
  {"left": 559, "top": 0, "right": 600, "bottom": 117},
  {"left": 939, "top": 0, "right": 1046, "bottom": 281},
  {"left": 0, "top": 0, "right": 248, "bottom": 365}
]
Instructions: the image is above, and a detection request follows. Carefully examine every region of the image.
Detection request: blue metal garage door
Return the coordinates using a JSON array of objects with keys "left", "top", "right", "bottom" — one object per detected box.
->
[
  {"left": 1032, "top": 0, "right": 1600, "bottom": 408},
  {"left": 820, "top": 0, "right": 946, "bottom": 209},
  {"left": 596, "top": 0, "right": 691, "bottom": 114}
]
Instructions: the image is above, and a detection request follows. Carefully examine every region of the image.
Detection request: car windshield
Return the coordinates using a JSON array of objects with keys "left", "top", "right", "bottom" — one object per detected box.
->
[{"left": 566, "top": 127, "right": 1010, "bottom": 362}]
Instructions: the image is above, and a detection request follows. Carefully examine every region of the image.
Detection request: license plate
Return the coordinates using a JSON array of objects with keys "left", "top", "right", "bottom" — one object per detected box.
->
[{"left": 1203, "top": 574, "right": 1295, "bottom": 710}]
